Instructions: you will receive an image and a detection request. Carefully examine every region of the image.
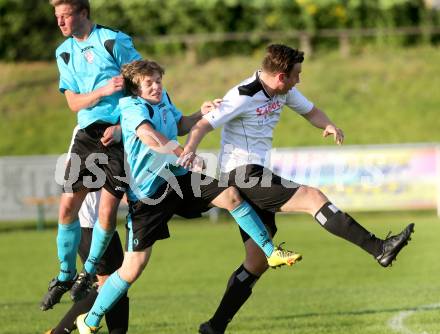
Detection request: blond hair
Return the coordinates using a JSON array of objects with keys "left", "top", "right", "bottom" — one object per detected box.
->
[{"left": 49, "top": 0, "right": 90, "bottom": 18}]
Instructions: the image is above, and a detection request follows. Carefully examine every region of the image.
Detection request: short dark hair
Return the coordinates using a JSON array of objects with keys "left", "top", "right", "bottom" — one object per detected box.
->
[
  {"left": 49, "top": 0, "right": 90, "bottom": 19},
  {"left": 121, "top": 60, "right": 165, "bottom": 95},
  {"left": 262, "top": 44, "right": 304, "bottom": 75}
]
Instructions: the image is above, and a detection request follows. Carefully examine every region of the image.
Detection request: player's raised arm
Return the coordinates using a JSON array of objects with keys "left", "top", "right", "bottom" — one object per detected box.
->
[
  {"left": 64, "top": 75, "right": 124, "bottom": 112},
  {"left": 302, "top": 105, "right": 344, "bottom": 145}
]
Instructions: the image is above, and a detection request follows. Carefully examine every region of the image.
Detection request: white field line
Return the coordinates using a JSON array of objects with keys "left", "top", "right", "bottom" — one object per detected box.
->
[{"left": 388, "top": 303, "right": 440, "bottom": 334}]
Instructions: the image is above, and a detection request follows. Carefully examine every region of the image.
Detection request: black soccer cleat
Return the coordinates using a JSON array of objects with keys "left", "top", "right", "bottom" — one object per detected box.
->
[
  {"left": 199, "top": 321, "right": 224, "bottom": 334},
  {"left": 376, "top": 223, "right": 415, "bottom": 267},
  {"left": 70, "top": 270, "right": 96, "bottom": 302},
  {"left": 40, "top": 275, "right": 77, "bottom": 311}
]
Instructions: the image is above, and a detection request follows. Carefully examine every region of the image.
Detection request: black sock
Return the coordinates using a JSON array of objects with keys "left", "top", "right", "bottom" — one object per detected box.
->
[
  {"left": 52, "top": 288, "right": 98, "bottom": 334},
  {"left": 315, "top": 202, "right": 383, "bottom": 257},
  {"left": 210, "top": 265, "right": 259, "bottom": 332},
  {"left": 105, "top": 294, "right": 129, "bottom": 334}
]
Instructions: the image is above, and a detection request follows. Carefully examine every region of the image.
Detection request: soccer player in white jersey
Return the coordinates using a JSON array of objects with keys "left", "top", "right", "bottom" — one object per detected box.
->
[
  {"left": 181, "top": 44, "right": 415, "bottom": 334},
  {"left": 45, "top": 126, "right": 128, "bottom": 334}
]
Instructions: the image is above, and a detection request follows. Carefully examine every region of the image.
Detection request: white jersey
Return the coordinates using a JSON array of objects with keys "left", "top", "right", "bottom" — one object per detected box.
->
[
  {"left": 203, "top": 71, "right": 314, "bottom": 172},
  {"left": 67, "top": 126, "right": 100, "bottom": 228}
]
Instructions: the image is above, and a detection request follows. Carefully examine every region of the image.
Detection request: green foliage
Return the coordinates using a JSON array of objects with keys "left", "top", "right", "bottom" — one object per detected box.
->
[
  {"left": 0, "top": 0, "right": 438, "bottom": 61},
  {"left": 0, "top": 211, "right": 438, "bottom": 333},
  {"left": 0, "top": 1, "right": 60, "bottom": 60}
]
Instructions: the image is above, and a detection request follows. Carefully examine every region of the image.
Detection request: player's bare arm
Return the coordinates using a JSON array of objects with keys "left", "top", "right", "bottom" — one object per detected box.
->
[
  {"left": 136, "top": 122, "right": 184, "bottom": 156},
  {"left": 177, "top": 99, "right": 221, "bottom": 135},
  {"left": 302, "top": 106, "right": 344, "bottom": 145},
  {"left": 64, "top": 75, "right": 124, "bottom": 112},
  {"left": 176, "top": 118, "right": 214, "bottom": 170}
]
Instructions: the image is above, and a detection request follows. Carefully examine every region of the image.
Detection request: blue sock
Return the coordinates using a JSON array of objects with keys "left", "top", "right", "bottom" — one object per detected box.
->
[
  {"left": 84, "top": 221, "right": 114, "bottom": 274},
  {"left": 86, "top": 272, "right": 130, "bottom": 327},
  {"left": 229, "top": 201, "right": 274, "bottom": 257},
  {"left": 57, "top": 219, "right": 81, "bottom": 281}
]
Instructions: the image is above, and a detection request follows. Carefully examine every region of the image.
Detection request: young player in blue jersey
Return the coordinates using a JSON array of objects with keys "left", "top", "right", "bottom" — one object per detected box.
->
[
  {"left": 74, "top": 59, "right": 302, "bottom": 334},
  {"left": 41, "top": 0, "right": 142, "bottom": 312},
  {"left": 181, "top": 44, "right": 415, "bottom": 334}
]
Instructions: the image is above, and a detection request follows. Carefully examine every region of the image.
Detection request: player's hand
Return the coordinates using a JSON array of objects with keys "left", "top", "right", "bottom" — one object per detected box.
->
[
  {"left": 101, "top": 125, "right": 122, "bottom": 146},
  {"left": 200, "top": 98, "right": 222, "bottom": 115},
  {"left": 191, "top": 155, "right": 206, "bottom": 173},
  {"left": 323, "top": 125, "right": 344, "bottom": 145},
  {"left": 176, "top": 148, "right": 196, "bottom": 169},
  {"left": 177, "top": 146, "right": 205, "bottom": 171},
  {"left": 100, "top": 75, "right": 124, "bottom": 97}
]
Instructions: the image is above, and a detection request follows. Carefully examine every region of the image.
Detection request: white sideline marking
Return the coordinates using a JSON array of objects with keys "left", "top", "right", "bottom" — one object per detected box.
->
[{"left": 388, "top": 303, "right": 440, "bottom": 334}]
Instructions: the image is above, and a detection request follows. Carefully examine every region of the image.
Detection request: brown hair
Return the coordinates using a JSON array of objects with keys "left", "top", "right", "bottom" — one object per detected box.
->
[
  {"left": 121, "top": 60, "right": 165, "bottom": 95},
  {"left": 49, "top": 0, "right": 90, "bottom": 18},
  {"left": 262, "top": 44, "right": 304, "bottom": 75}
]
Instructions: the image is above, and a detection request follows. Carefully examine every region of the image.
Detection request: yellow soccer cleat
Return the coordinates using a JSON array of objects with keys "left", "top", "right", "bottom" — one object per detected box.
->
[
  {"left": 75, "top": 313, "right": 101, "bottom": 334},
  {"left": 267, "top": 243, "right": 302, "bottom": 268},
  {"left": 44, "top": 330, "right": 53, "bottom": 334}
]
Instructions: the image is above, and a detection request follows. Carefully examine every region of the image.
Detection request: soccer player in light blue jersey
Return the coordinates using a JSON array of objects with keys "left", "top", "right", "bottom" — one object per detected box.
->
[
  {"left": 40, "top": 0, "right": 141, "bottom": 314},
  {"left": 74, "top": 60, "right": 302, "bottom": 334}
]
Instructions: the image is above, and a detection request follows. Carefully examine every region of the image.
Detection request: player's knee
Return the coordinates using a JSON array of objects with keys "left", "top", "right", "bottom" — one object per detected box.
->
[
  {"left": 224, "top": 186, "right": 243, "bottom": 210},
  {"left": 58, "top": 203, "right": 77, "bottom": 224},
  {"left": 300, "top": 186, "right": 328, "bottom": 211}
]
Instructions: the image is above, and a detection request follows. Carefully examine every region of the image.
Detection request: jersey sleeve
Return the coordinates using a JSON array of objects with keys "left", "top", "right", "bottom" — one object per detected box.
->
[
  {"left": 123, "top": 100, "right": 155, "bottom": 133},
  {"left": 285, "top": 88, "right": 314, "bottom": 115},
  {"left": 202, "top": 90, "right": 248, "bottom": 129},
  {"left": 113, "top": 32, "right": 142, "bottom": 67},
  {"left": 56, "top": 53, "right": 79, "bottom": 94}
]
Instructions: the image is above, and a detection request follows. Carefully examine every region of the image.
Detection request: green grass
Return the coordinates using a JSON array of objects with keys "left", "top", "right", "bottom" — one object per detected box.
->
[
  {"left": 0, "top": 211, "right": 438, "bottom": 333},
  {"left": 1, "top": 45, "right": 440, "bottom": 156}
]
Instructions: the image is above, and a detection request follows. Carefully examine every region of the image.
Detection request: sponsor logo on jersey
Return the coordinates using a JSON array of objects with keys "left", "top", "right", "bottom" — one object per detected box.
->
[{"left": 256, "top": 101, "right": 282, "bottom": 118}]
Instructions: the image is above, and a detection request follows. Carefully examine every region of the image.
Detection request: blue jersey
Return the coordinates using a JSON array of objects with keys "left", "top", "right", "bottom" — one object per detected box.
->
[
  {"left": 119, "top": 90, "right": 188, "bottom": 201},
  {"left": 55, "top": 24, "right": 142, "bottom": 129}
]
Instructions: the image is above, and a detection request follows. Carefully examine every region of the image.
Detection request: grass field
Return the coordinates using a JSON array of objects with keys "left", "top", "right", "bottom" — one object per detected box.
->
[
  {"left": 1, "top": 46, "right": 440, "bottom": 156},
  {"left": 1, "top": 210, "right": 438, "bottom": 334}
]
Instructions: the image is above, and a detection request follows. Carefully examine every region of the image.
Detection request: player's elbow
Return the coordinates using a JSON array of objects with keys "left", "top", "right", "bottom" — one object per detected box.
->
[{"left": 67, "top": 102, "right": 81, "bottom": 113}]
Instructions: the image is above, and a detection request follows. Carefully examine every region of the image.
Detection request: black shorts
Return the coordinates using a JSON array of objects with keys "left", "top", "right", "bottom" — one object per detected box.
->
[
  {"left": 78, "top": 227, "right": 124, "bottom": 276},
  {"left": 221, "top": 164, "right": 300, "bottom": 243},
  {"left": 125, "top": 171, "right": 226, "bottom": 251},
  {"left": 64, "top": 123, "right": 127, "bottom": 199}
]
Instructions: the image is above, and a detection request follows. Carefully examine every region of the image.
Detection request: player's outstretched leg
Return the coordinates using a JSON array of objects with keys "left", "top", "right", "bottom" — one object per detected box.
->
[
  {"left": 281, "top": 187, "right": 415, "bottom": 266},
  {"left": 376, "top": 223, "right": 414, "bottom": 267}
]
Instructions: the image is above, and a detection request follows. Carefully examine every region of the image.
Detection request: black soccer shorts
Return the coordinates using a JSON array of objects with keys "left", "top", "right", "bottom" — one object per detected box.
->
[
  {"left": 125, "top": 171, "right": 226, "bottom": 252},
  {"left": 64, "top": 122, "right": 127, "bottom": 199}
]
